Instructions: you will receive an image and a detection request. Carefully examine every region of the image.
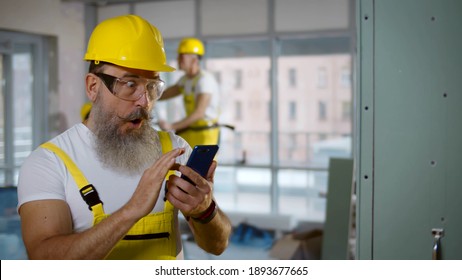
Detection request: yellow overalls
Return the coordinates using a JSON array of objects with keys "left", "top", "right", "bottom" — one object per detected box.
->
[
  {"left": 177, "top": 72, "right": 220, "bottom": 148},
  {"left": 40, "top": 131, "right": 177, "bottom": 260}
]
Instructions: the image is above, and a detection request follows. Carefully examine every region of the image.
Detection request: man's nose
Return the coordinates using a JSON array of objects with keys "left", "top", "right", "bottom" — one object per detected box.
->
[{"left": 134, "top": 88, "right": 150, "bottom": 107}]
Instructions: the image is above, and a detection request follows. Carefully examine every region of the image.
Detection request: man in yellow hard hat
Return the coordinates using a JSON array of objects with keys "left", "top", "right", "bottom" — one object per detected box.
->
[
  {"left": 158, "top": 37, "right": 221, "bottom": 148},
  {"left": 17, "top": 15, "right": 231, "bottom": 260}
]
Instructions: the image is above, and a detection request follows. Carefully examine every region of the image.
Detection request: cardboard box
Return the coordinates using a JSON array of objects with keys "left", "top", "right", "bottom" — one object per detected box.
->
[{"left": 269, "top": 229, "right": 323, "bottom": 260}]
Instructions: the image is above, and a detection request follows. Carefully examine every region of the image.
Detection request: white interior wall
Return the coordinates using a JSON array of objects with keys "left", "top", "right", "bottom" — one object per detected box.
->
[
  {"left": 275, "top": 0, "right": 350, "bottom": 32},
  {"left": 201, "top": 0, "right": 269, "bottom": 36},
  {"left": 135, "top": 1, "right": 196, "bottom": 38},
  {"left": 97, "top": 3, "right": 130, "bottom": 23},
  {"left": 0, "top": 0, "right": 86, "bottom": 127}
]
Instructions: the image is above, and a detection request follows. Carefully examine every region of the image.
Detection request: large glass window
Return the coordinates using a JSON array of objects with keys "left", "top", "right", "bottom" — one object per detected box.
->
[
  {"left": 0, "top": 33, "right": 38, "bottom": 187},
  {"left": 160, "top": 36, "right": 352, "bottom": 222},
  {"left": 206, "top": 40, "right": 272, "bottom": 214},
  {"left": 0, "top": 30, "right": 49, "bottom": 259},
  {"left": 277, "top": 37, "right": 352, "bottom": 221}
]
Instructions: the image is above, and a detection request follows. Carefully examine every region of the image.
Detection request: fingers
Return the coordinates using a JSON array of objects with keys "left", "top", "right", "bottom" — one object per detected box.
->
[
  {"left": 166, "top": 162, "right": 216, "bottom": 216},
  {"left": 206, "top": 161, "right": 217, "bottom": 182},
  {"left": 129, "top": 148, "right": 184, "bottom": 216},
  {"left": 166, "top": 179, "right": 210, "bottom": 215},
  {"left": 146, "top": 148, "right": 184, "bottom": 174},
  {"left": 177, "top": 164, "right": 212, "bottom": 193}
]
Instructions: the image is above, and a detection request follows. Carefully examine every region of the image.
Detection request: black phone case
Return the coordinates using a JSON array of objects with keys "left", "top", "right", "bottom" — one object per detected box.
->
[{"left": 181, "top": 145, "right": 219, "bottom": 183}]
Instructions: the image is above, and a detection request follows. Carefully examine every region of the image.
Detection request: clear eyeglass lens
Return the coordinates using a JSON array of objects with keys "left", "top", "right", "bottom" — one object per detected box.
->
[{"left": 114, "top": 78, "right": 164, "bottom": 100}]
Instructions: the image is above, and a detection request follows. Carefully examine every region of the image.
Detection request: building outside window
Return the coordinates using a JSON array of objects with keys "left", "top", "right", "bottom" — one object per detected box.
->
[
  {"left": 195, "top": 37, "right": 353, "bottom": 222},
  {"left": 289, "top": 68, "right": 297, "bottom": 88}
]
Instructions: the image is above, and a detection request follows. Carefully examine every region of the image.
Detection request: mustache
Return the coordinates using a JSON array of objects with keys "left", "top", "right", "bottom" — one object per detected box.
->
[{"left": 118, "top": 108, "right": 152, "bottom": 122}]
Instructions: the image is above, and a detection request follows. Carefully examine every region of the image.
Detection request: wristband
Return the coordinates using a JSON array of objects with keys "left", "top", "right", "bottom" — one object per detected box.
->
[{"left": 191, "top": 200, "right": 218, "bottom": 224}]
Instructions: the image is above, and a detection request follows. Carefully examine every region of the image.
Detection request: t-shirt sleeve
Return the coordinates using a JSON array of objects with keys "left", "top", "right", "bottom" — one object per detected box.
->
[
  {"left": 169, "top": 131, "right": 192, "bottom": 164},
  {"left": 196, "top": 73, "right": 219, "bottom": 97},
  {"left": 16, "top": 147, "right": 67, "bottom": 213}
]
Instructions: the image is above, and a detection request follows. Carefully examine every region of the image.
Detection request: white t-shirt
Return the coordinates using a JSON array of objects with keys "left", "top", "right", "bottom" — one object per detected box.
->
[
  {"left": 178, "top": 70, "right": 220, "bottom": 121},
  {"left": 17, "top": 123, "right": 191, "bottom": 233}
]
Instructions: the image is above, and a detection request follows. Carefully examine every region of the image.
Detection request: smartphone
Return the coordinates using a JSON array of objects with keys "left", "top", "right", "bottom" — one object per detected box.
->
[{"left": 181, "top": 145, "right": 219, "bottom": 184}]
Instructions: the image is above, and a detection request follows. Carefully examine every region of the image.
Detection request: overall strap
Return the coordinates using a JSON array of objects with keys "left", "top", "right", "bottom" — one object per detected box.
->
[
  {"left": 190, "top": 72, "right": 202, "bottom": 93},
  {"left": 157, "top": 131, "right": 175, "bottom": 212},
  {"left": 178, "top": 72, "right": 202, "bottom": 94},
  {"left": 40, "top": 142, "right": 104, "bottom": 214}
]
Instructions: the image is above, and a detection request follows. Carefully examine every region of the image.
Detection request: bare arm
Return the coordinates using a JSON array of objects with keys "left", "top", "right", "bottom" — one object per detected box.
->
[
  {"left": 159, "top": 84, "right": 182, "bottom": 100},
  {"left": 166, "top": 161, "right": 232, "bottom": 255},
  {"left": 168, "top": 93, "right": 211, "bottom": 132},
  {"left": 20, "top": 199, "right": 140, "bottom": 259},
  {"left": 20, "top": 148, "right": 184, "bottom": 259}
]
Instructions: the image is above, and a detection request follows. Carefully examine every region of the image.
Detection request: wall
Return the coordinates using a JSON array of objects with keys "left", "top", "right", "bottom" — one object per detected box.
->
[
  {"left": 0, "top": 0, "right": 351, "bottom": 131},
  {"left": 0, "top": 0, "right": 86, "bottom": 128},
  {"left": 97, "top": 0, "right": 350, "bottom": 38},
  {"left": 356, "top": 0, "right": 462, "bottom": 259}
]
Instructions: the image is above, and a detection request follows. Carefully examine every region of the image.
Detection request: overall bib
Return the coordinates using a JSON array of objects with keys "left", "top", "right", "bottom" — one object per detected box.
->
[
  {"left": 40, "top": 131, "right": 177, "bottom": 260},
  {"left": 178, "top": 73, "right": 219, "bottom": 148}
]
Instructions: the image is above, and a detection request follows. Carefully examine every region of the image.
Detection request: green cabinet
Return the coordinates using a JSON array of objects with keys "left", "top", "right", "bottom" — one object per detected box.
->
[{"left": 356, "top": 0, "right": 462, "bottom": 259}]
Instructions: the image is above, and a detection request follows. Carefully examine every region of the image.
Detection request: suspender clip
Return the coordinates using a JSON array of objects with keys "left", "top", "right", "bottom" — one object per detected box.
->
[{"left": 79, "top": 184, "right": 103, "bottom": 210}]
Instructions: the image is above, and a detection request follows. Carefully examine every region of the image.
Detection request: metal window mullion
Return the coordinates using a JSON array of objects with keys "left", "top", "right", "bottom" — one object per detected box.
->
[
  {"left": 269, "top": 37, "right": 280, "bottom": 214},
  {"left": 3, "top": 53, "right": 14, "bottom": 185}
]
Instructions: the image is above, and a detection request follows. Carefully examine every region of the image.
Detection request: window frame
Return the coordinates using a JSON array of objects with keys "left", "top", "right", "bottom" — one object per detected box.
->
[{"left": 0, "top": 30, "right": 49, "bottom": 187}]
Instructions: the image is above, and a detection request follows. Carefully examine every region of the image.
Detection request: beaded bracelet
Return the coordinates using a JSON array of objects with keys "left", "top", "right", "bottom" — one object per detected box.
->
[{"left": 191, "top": 200, "right": 218, "bottom": 224}]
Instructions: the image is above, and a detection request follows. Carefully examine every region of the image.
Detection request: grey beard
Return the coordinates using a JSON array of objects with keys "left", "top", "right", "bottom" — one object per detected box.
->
[{"left": 92, "top": 104, "right": 162, "bottom": 175}]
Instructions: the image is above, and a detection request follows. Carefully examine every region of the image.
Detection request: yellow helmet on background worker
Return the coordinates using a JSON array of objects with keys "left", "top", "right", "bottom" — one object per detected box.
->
[
  {"left": 80, "top": 102, "right": 92, "bottom": 121},
  {"left": 177, "top": 37, "right": 205, "bottom": 56},
  {"left": 84, "top": 14, "right": 175, "bottom": 72}
]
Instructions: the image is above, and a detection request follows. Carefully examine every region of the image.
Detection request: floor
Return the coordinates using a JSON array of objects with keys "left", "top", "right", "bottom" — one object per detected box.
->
[{"left": 183, "top": 236, "right": 275, "bottom": 260}]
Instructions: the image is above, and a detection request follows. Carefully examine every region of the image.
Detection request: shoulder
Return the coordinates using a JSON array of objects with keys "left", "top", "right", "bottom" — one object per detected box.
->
[
  {"left": 200, "top": 70, "right": 217, "bottom": 82},
  {"left": 18, "top": 123, "right": 89, "bottom": 194},
  {"left": 168, "top": 131, "right": 192, "bottom": 164},
  {"left": 23, "top": 124, "right": 85, "bottom": 167},
  {"left": 197, "top": 71, "right": 219, "bottom": 94}
]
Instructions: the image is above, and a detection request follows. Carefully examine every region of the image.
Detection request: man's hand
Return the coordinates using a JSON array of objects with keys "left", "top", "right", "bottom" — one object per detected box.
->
[
  {"left": 125, "top": 148, "right": 184, "bottom": 219},
  {"left": 165, "top": 161, "right": 217, "bottom": 217}
]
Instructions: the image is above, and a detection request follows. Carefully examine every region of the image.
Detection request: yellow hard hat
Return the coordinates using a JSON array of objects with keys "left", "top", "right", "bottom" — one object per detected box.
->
[
  {"left": 80, "top": 102, "right": 92, "bottom": 121},
  {"left": 177, "top": 37, "right": 205, "bottom": 56},
  {"left": 84, "top": 14, "right": 175, "bottom": 72}
]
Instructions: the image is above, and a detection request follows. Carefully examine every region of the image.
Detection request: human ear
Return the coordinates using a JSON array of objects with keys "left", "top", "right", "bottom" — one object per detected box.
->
[{"left": 85, "top": 73, "right": 99, "bottom": 102}]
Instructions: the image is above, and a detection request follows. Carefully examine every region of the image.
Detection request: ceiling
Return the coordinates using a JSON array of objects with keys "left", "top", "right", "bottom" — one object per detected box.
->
[{"left": 61, "top": 0, "right": 187, "bottom": 5}]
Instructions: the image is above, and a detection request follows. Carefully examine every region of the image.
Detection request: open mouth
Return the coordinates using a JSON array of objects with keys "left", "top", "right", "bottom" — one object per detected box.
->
[{"left": 130, "top": 118, "right": 142, "bottom": 125}]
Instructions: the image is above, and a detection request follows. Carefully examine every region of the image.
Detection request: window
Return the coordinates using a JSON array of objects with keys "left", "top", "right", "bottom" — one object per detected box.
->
[
  {"left": 206, "top": 39, "right": 272, "bottom": 214},
  {"left": 289, "top": 101, "right": 297, "bottom": 120},
  {"left": 319, "top": 101, "right": 327, "bottom": 121},
  {"left": 278, "top": 37, "right": 352, "bottom": 221},
  {"left": 235, "top": 101, "right": 242, "bottom": 121},
  {"left": 340, "top": 66, "right": 351, "bottom": 88},
  {"left": 289, "top": 68, "right": 297, "bottom": 88},
  {"left": 0, "top": 30, "right": 50, "bottom": 260},
  {"left": 0, "top": 31, "right": 48, "bottom": 187},
  {"left": 234, "top": 69, "right": 242, "bottom": 89},
  {"left": 164, "top": 36, "right": 352, "bottom": 223},
  {"left": 317, "top": 67, "right": 328, "bottom": 89},
  {"left": 342, "top": 101, "right": 351, "bottom": 121}
]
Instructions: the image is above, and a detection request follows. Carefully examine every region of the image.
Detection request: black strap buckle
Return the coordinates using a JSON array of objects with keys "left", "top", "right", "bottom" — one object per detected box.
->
[{"left": 79, "top": 184, "right": 103, "bottom": 210}]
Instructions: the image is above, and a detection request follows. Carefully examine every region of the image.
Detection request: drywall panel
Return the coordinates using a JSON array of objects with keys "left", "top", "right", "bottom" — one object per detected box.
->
[
  {"left": 321, "top": 158, "right": 354, "bottom": 260},
  {"left": 201, "top": 0, "right": 268, "bottom": 36},
  {"left": 135, "top": 0, "right": 195, "bottom": 38},
  {"left": 357, "top": 0, "right": 462, "bottom": 259},
  {"left": 275, "top": 0, "right": 350, "bottom": 32}
]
